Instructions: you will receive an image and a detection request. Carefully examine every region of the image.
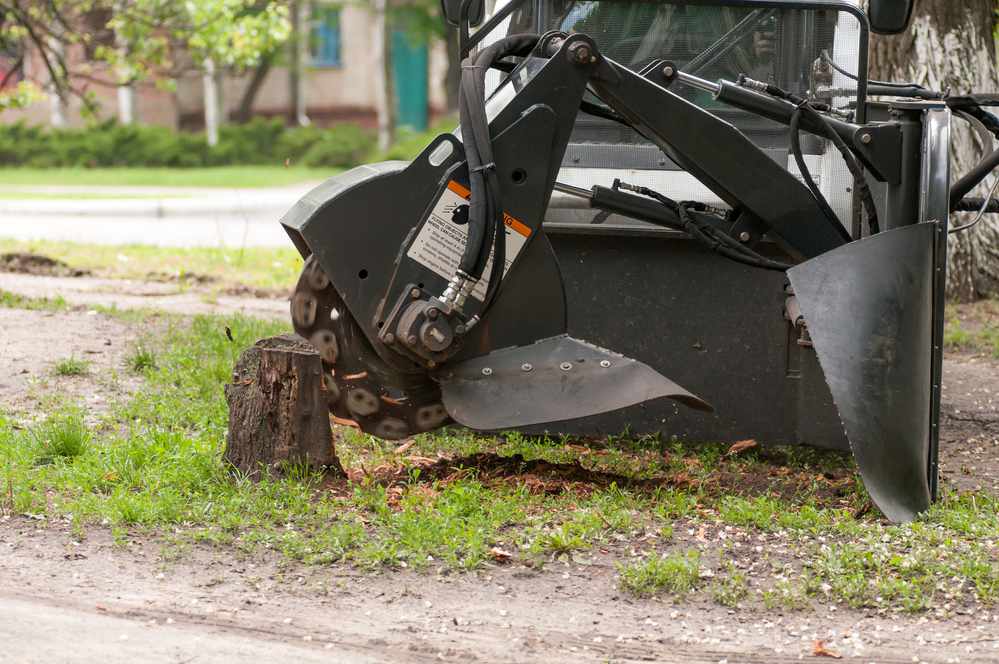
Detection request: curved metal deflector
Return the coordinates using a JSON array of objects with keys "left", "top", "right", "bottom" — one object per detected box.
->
[
  {"left": 787, "top": 223, "right": 937, "bottom": 523},
  {"left": 437, "top": 334, "right": 712, "bottom": 431}
]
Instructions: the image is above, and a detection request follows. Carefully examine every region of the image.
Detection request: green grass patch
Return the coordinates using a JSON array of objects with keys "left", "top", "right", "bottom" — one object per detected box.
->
[
  {"left": 618, "top": 550, "right": 702, "bottom": 597},
  {"left": 126, "top": 344, "right": 157, "bottom": 373},
  {"left": 26, "top": 409, "right": 91, "bottom": 464},
  {"left": 0, "top": 240, "right": 303, "bottom": 292},
  {"left": 0, "top": 289, "right": 69, "bottom": 311},
  {"left": 945, "top": 316, "right": 999, "bottom": 358},
  {"left": 53, "top": 356, "right": 90, "bottom": 376},
  {"left": 0, "top": 166, "right": 330, "bottom": 189}
]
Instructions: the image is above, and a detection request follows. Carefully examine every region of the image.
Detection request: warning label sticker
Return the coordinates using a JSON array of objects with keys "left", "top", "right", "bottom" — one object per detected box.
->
[{"left": 406, "top": 180, "right": 532, "bottom": 302}]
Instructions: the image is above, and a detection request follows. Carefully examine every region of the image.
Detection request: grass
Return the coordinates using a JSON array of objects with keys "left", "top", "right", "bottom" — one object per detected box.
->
[
  {"left": 944, "top": 298, "right": 999, "bottom": 358},
  {"left": 0, "top": 166, "right": 331, "bottom": 189},
  {"left": 618, "top": 550, "right": 702, "bottom": 597},
  {"left": 126, "top": 345, "right": 157, "bottom": 373},
  {"left": 0, "top": 191, "right": 191, "bottom": 200},
  {"left": 0, "top": 289, "right": 69, "bottom": 311},
  {"left": 0, "top": 240, "right": 303, "bottom": 292},
  {"left": 1, "top": 304, "right": 998, "bottom": 614},
  {"left": 53, "top": 356, "right": 90, "bottom": 376}
]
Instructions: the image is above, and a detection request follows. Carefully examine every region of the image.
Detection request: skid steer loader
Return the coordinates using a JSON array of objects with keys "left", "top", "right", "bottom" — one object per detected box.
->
[{"left": 280, "top": 0, "right": 999, "bottom": 522}]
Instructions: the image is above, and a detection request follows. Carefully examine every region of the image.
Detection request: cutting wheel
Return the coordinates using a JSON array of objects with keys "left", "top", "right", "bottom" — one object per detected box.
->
[{"left": 290, "top": 255, "right": 451, "bottom": 439}]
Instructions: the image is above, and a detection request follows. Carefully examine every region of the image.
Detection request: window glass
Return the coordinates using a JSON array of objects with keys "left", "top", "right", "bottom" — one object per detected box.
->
[{"left": 311, "top": 4, "right": 342, "bottom": 67}]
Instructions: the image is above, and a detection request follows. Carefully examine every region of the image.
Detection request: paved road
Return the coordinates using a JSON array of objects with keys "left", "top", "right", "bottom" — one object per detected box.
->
[{"left": 0, "top": 184, "right": 317, "bottom": 248}]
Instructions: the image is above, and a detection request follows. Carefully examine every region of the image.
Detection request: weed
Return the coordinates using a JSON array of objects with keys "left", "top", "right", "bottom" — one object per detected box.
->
[
  {"left": 618, "top": 550, "right": 702, "bottom": 597},
  {"left": 28, "top": 409, "right": 90, "bottom": 463},
  {"left": 126, "top": 345, "right": 157, "bottom": 373},
  {"left": 54, "top": 356, "right": 90, "bottom": 376},
  {"left": 711, "top": 562, "right": 750, "bottom": 607}
]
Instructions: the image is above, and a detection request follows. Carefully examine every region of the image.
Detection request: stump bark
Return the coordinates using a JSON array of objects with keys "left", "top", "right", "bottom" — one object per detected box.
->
[{"left": 224, "top": 334, "right": 344, "bottom": 477}]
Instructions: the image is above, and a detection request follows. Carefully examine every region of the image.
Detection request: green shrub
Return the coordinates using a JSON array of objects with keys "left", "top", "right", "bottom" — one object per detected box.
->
[
  {"left": 378, "top": 117, "right": 456, "bottom": 161},
  {"left": 301, "top": 124, "right": 375, "bottom": 168},
  {"left": 0, "top": 119, "right": 376, "bottom": 169}
]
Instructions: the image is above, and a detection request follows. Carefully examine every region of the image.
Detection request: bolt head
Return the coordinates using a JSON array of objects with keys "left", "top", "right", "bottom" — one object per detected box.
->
[
  {"left": 663, "top": 65, "right": 675, "bottom": 77},
  {"left": 599, "top": 360, "right": 611, "bottom": 368},
  {"left": 410, "top": 287, "right": 422, "bottom": 299},
  {"left": 454, "top": 324, "right": 466, "bottom": 335},
  {"left": 559, "top": 362, "right": 572, "bottom": 371},
  {"left": 568, "top": 43, "right": 591, "bottom": 64},
  {"left": 383, "top": 333, "right": 395, "bottom": 344},
  {"left": 427, "top": 308, "right": 439, "bottom": 320},
  {"left": 481, "top": 367, "right": 493, "bottom": 376},
  {"left": 407, "top": 335, "right": 418, "bottom": 346},
  {"left": 521, "top": 363, "right": 533, "bottom": 372},
  {"left": 860, "top": 133, "right": 872, "bottom": 144},
  {"left": 738, "top": 231, "right": 751, "bottom": 242}
]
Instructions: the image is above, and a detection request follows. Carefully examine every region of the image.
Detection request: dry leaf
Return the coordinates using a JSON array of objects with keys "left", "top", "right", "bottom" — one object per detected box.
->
[
  {"left": 812, "top": 640, "right": 842, "bottom": 659},
  {"left": 726, "top": 439, "right": 758, "bottom": 456},
  {"left": 489, "top": 547, "right": 514, "bottom": 563},
  {"left": 393, "top": 440, "right": 416, "bottom": 455}
]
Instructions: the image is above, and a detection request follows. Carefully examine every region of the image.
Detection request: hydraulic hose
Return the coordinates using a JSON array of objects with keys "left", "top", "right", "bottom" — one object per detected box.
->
[{"left": 456, "top": 33, "right": 539, "bottom": 289}]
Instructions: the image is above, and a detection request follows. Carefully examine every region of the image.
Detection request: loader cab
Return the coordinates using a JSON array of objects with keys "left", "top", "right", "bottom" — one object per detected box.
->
[{"left": 480, "top": 0, "right": 870, "bottom": 233}]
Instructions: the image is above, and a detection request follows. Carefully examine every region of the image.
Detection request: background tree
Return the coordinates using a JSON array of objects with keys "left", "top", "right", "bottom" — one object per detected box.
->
[
  {"left": 869, "top": 0, "right": 999, "bottom": 301},
  {"left": 0, "top": 0, "right": 290, "bottom": 117}
]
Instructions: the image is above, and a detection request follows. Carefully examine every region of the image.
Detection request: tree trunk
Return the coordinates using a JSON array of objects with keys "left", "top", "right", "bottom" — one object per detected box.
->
[
  {"left": 372, "top": 0, "right": 396, "bottom": 151},
  {"left": 234, "top": 56, "right": 273, "bottom": 124},
  {"left": 203, "top": 57, "right": 220, "bottom": 147},
  {"left": 225, "top": 335, "right": 344, "bottom": 478},
  {"left": 869, "top": 0, "right": 999, "bottom": 301},
  {"left": 288, "top": 0, "right": 311, "bottom": 126},
  {"left": 444, "top": 27, "right": 459, "bottom": 112}
]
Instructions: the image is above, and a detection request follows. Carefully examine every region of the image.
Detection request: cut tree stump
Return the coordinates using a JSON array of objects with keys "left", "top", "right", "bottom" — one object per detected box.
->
[{"left": 224, "top": 334, "right": 344, "bottom": 478}]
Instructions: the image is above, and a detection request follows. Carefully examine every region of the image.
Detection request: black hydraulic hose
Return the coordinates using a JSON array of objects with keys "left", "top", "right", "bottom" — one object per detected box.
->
[
  {"left": 456, "top": 33, "right": 539, "bottom": 283},
  {"left": 627, "top": 184, "right": 792, "bottom": 271},
  {"left": 789, "top": 107, "right": 844, "bottom": 232},
  {"left": 820, "top": 50, "right": 935, "bottom": 91},
  {"left": 781, "top": 94, "right": 880, "bottom": 235},
  {"left": 950, "top": 145, "right": 999, "bottom": 210}
]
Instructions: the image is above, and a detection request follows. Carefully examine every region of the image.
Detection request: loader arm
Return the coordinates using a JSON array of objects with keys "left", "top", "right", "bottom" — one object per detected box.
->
[{"left": 582, "top": 55, "right": 851, "bottom": 260}]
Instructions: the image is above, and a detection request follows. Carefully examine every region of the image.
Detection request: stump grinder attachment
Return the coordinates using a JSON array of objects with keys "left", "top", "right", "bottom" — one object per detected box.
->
[{"left": 281, "top": 0, "right": 999, "bottom": 522}]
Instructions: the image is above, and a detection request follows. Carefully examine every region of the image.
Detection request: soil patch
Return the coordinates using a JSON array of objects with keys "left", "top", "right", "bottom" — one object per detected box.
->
[
  {"left": 0, "top": 308, "right": 144, "bottom": 418},
  {"left": 0, "top": 252, "right": 90, "bottom": 278}
]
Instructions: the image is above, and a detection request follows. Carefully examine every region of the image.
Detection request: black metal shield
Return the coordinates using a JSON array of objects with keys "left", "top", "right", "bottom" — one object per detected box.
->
[
  {"left": 438, "top": 334, "right": 712, "bottom": 430},
  {"left": 787, "top": 223, "right": 938, "bottom": 523}
]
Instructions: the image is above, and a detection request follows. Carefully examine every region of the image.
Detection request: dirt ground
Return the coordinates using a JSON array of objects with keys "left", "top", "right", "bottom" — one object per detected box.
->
[
  {"left": 5, "top": 517, "right": 999, "bottom": 664},
  {"left": 3, "top": 271, "right": 999, "bottom": 662}
]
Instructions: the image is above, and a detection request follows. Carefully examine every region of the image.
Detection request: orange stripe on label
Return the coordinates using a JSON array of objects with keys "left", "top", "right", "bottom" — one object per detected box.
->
[
  {"left": 447, "top": 180, "right": 472, "bottom": 199},
  {"left": 446, "top": 180, "right": 532, "bottom": 238}
]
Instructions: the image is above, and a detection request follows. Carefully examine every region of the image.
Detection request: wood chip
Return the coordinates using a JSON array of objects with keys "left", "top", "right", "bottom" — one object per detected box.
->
[
  {"left": 489, "top": 547, "right": 514, "bottom": 563},
  {"left": 812, "top": 640, "right": 842, "bottom": 659},
  {"left": 343, "top": 371, "right": 368, "bottom": 381},
  {"left": 726, "top": 439, "right": 758, "bottom": 456},
  {"left": 393, "top": 440, "right": 416, "bottom": 455},
  {"left": 331, "top": 415, "right": 360, "bottom": 429}
]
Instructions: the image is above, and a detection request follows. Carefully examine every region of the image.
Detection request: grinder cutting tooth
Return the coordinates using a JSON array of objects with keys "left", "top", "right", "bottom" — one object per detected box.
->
[
  {"left": 291, "top": 255, "right": 452, "bottom": 440},
  {"left": 311, "top": 330, "right": 339, "bottom": 364},
  {"left": 373, "top": 418, "right": 410, "bottom": 440},
  {"left": 346, "top": 387, "right": 380, "bottom": 417},
  {"left": 291, "top": 293, "right": 318, "bottom": 328},
  {"left": 416, "top": 403, "right": 449, "bottom": 431}
]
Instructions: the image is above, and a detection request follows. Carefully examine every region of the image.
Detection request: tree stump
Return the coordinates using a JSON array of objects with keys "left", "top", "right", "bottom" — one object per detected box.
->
[{"left": 224, "top": 334, "right": 344, "bottom": 478}]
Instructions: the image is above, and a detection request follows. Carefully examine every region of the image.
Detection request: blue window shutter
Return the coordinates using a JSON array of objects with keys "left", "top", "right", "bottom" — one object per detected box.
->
[{"left": 311, "top": 5, "right": 341, "bottom": 67}]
